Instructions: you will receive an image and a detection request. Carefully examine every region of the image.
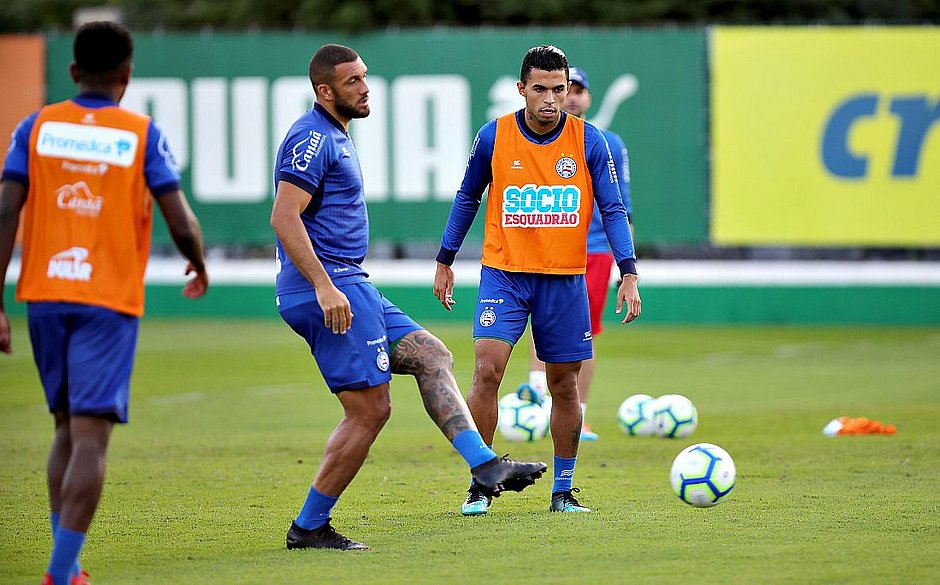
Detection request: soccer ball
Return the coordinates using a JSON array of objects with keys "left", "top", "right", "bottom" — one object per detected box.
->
[
  {"left": 652, "top": 394, "right": 698, "bottom": 438},
  {"left": 497, "top": 393, "right": 550, "bottom": 442},
  {"left": 670, "top": 443, "right": 736, "bottom": 507},
  {"left": 617, "top": 393, "right": 656, "bottom": 436}
]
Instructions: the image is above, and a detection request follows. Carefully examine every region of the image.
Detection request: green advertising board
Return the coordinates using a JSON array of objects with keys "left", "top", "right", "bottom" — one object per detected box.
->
[{"left": 46, "top": 29, "right": 706, "bottom": 246}]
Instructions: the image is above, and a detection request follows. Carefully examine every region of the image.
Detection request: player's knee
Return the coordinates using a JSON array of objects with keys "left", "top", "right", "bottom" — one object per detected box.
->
[
  {"left": 392, "top": 330, "right": 455, "bottom": 376},
  {"left": 473, "top": 360, "right": 506, "bottom": 390},
  {"left": 547, "top": 374, "right": 579, "bottom": 402},
  {"left": 418, "top": 332, "right": 455, "bottom": 372},
  {"left": 373, "top": 401, "right": 392, "bottom": 428},
  {"left": 430, "top": 341, "right": 454, "bottom": 371},
  {"left": 353, "top": 400, "right": 391, "bottom": 431},
  {"left": 549, "top": 384, "right": 579, "bottom": 403}
]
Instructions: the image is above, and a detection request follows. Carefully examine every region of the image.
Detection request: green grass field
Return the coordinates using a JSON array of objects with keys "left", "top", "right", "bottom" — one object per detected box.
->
[{"left": 1, "top": 318, "right": 938, "bottom": 584}]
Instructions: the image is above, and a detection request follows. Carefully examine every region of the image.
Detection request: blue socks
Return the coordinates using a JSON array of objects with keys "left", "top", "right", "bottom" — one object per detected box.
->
[
  {"left": 47, "top": 527, "right": 85, "bottom": 585},
  {"left": 552, "top": 455, "right": 577, "bottom": 493},
  {"left": 295, "top": 486, "right": 338, "bottom": 530},
  {"left": 453, "top": 430, "right": 498, "bottom": 469},
  {"left": 49, "top": 512, "right": 80, "bottom": 579}
]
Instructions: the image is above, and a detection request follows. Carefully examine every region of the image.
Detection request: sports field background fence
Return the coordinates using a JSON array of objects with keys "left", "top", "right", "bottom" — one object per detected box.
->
[{"left": 1, "top": 27, "right": 938, "bottom": 323}]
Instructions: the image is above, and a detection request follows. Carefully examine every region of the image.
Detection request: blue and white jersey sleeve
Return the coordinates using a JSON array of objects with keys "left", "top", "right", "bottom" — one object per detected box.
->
[
  {"left": 437, "top": 120, "right": 496, "bottom": 265},
  {"left": 276, "top": 121, "right": 336, "bottom": 195},
  {"left": 1, "top": 112, "right": 38, "bottom": 186},
  {"left": 603, "top": 129, "right": 632, "bottom": 217},
  {"left": 586, "top": 129, "right": 632, "bottom": 254},
  {"left": 144, "top": 120, "right": 182, "bottom": 196},
  {"left": 585, "top": 123, "right": 636, "bottom": 275}
]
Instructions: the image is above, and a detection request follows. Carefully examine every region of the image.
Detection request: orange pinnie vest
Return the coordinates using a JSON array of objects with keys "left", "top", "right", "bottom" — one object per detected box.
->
[
  {"left": 17, "top": 100, "right": 154, "bottom": 316},
  {"left": 483, "top": 113, "right": 593, "bottom": 275}
]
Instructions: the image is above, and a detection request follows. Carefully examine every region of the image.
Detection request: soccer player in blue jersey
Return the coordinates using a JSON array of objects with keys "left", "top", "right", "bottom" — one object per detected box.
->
[
  {"left": 270, "top": 43, "right": 546, "bottom": 551},
  {"left": 433, "top": 46, "right": 641, "bottom": 516},
  {"left": 524, "top": 65, "right": 635, "bottom": 442},
  {"left": 0, "top": 22, "right": 208, "bottom": 585}
]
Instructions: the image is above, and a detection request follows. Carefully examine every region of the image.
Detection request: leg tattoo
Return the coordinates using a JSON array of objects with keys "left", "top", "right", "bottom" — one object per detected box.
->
[{"left": 390, "top": 330, "right": 473, "bottom": 440}]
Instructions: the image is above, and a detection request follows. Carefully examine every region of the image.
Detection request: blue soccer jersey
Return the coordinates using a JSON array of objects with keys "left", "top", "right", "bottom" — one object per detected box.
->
[
  {"left": 586, "top": 129, "right": 632, "bottom": 254},
  {"left": 273, "top": 103, "right": 370, "bottom": 295}
]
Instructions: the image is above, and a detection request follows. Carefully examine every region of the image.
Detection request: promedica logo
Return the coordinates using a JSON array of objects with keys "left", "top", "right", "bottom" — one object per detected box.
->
[
  {"left": 36, "top": 122, "right": 138, "bottom": 168},
  {"left": 501, "top": 184, "right": 582, "bottom": 227}
]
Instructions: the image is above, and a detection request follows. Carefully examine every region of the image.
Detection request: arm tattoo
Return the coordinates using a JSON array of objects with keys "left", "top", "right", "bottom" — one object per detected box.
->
[{"left": 391, "top": 330, "right": 473, "bottom": 440}]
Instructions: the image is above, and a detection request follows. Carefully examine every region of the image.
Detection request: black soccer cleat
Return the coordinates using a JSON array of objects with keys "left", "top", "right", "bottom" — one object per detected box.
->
[
  {"left": 286, "top": 521, "right": 370, "bottom": 551},
  {"left": 550, "top": 487, "right": 592, "bottom": 513},
  {"left": 471, "top": 454, "right": 547, "bottom": 496}
]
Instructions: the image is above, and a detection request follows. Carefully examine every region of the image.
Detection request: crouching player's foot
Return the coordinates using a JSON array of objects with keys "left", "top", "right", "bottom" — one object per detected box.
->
[
  {"left": 286, "top": 521, "right": 370, "bottom": 551},
  {"left": 550, "top": 487, "right": 591, "bottom": 513},
  {"left": 460, "top": 484, "right": 493, "bottom": 516},
  {"left": 471, "top": 455, "right": 547, "bottom": 496},
  {"left": 42, "top": 570, "right": 91, "bottom": 585}
]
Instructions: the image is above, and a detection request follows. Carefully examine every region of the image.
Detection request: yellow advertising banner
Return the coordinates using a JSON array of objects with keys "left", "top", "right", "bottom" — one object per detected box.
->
[{"left": 711, "top": 27, "right": 940, "bottom": 245}]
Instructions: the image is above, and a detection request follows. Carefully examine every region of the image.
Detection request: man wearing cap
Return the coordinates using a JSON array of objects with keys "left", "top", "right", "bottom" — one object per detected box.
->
[{"left": 523, "top": 65, "right": 634, "bottom": 442}]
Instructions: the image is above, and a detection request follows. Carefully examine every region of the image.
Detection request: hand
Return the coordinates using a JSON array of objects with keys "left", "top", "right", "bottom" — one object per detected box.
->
[
  {"left": 182, "top": 263, "right": 209, "bottom": 299},
  {"left": 433, "top": 262, "right": 456, "bottom": 311},
  {"left": 0, "top": 310, "right": 11, "bottom": 354},
  {"left": 316, "top": 283, "right": 353, "bottom": 334},
  {"left": 615, "top": 274, "right": 641, "bottom": 324}
]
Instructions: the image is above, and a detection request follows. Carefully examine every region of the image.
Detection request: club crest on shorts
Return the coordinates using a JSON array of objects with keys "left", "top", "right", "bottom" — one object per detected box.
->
[
  {"left": 555, "top": 155, "right": 577, "bottom": 179},
  {"left": 376, "top": 349, "right": 390, "bottom": 372},
  {"left": 479, "top": 308, "right": 497, "bottom": 327}
]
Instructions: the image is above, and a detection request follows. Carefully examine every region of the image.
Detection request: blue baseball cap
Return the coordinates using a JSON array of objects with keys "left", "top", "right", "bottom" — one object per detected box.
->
[{"left": 569, "top": 66, "right": 590, "bottom": 90}]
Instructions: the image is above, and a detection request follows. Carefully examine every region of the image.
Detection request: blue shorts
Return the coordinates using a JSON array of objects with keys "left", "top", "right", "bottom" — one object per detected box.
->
[
  {"left": 27, "top": 302, "right": 139, "bottom": 423},
  {"left": 474, "top": 266, "right": 593, "bottom": 363},
  {"left": 277, "top": 282, "right": 422, "bottom": 392}
]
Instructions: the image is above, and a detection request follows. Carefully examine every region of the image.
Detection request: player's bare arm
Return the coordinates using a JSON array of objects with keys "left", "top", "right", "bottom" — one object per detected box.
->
[
  {"left": 156, "top": 190, "right": 208, "bottom": 299},
  {"left": 433, "top": 262, "right": 457, "bottom": 311},
  {"left": 271, "top": 180, "right": 353, "bottom": 334},
  {"left": 390, "top": 329, "right": 474, "bottom": 440},
  {"left": 616, "top": 273, "right": 641, "bottom": 324},
  {"left": 0, "top": 181, "right": 27, "bottom": 354}
]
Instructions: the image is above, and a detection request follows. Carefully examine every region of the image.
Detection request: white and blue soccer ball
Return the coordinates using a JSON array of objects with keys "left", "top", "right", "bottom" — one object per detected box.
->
[
  {"left": 498, "top": 392, "right": 550, "bottom": 442},
  {"left": 617, "top": 393, "right": 656, "bottom": 436},
  {"left": 652, "top": 394, "right": 698, "bottom": 438},
  {"left": 670, "top": 443, "right": 736, "bottom": 507}
]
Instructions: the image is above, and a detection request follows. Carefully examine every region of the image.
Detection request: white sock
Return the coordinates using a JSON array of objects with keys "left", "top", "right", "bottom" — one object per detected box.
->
[
  {"left": 580, "top": 402, "right": 587, "bottom": 418},
  {"left": 529, "top": 370, "right": 547, "bottom": 396}
]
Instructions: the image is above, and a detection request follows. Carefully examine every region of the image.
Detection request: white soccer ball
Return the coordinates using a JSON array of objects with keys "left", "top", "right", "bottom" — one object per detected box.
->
[
  {"left": 617, "top": 393, "right": 656, "bottom": 436},
  {"left": 670, "top": 443, "right": 736, "bottom": 507},
  {"left": 498, "top": 393, "right": 550, "bottom": 442},
  {"left": 652, "top": 394, "right": 698, "bottom": 438}
]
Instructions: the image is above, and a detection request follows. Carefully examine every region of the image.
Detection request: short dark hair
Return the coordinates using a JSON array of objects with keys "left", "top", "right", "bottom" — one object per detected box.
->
[
  {"left": 520, "top": 45, "right": 568, "bottom": 84},
  {"left": 309, "top": 44, "right": 360, "bottom": 94},
  {"left": 74, "top": 21, "right": 133, "bottom": 80}
]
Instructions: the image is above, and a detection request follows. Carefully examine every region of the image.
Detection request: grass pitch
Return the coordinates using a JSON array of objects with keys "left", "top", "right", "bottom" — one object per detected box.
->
[{"left": 1, "top": 319, "right": 938, "bottom": 584}]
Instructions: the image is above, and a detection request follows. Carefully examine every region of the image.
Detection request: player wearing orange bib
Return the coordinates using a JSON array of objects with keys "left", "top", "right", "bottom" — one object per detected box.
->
[
  {"left": 0, "top": 22, "right": 207, "bottom": 585},
  {"left": 433, "top": 46, "right": 641, "bottom": 516}
]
